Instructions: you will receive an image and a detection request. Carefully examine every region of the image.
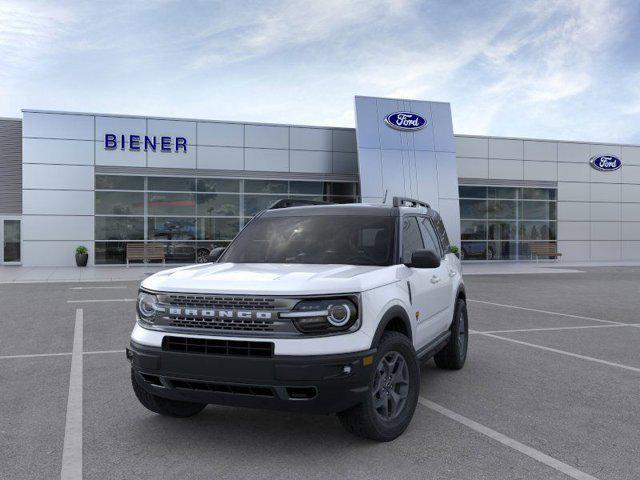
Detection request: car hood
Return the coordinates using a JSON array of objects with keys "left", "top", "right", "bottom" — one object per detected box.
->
[{"left": 141, "top": 262, "right": 399, "bottom": 295}]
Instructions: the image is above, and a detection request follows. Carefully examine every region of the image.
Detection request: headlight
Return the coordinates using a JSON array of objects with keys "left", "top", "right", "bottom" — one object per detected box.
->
[
  {"left": 280, "top": 296, "right": 359, "bottom": 334},
  {"left": 137, "top": 290, "right": 161, "bottom": 325}
]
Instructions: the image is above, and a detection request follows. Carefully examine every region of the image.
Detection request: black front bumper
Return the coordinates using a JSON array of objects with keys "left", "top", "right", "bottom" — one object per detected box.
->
[{"left": 127, "top": 341, "right": 376, "bottom": 414}]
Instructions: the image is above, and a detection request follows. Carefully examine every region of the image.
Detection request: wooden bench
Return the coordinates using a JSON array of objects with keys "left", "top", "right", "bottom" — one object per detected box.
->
[
  {"left": 126, "top": 243, "right": 165, "bottom": 266},
  {"left": 529, "top": 243, "right": 562, "bottom": 262}
]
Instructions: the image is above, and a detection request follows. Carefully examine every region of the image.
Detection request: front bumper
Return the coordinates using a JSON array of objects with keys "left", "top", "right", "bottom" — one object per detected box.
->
[{"left": 128, "top": 340, "right": 376, "bottom": 414}]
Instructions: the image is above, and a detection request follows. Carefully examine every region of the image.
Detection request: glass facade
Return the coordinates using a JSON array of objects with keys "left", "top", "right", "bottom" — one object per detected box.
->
[
  {"left": 459, "top": 186, "right": 557, "bottom": 260},
  {"left": 94, "top": 175, "right": 359, "bottom": 264}
]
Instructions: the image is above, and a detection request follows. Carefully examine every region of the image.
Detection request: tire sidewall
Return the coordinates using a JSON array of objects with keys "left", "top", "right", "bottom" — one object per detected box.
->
[{"left": 452, "top": 299, "right": 469, "bottom": 366}]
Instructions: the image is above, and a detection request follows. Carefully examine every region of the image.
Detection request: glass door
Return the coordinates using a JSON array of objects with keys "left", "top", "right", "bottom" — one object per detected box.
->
[{"left": 1, "top": 218, "right": 21, "bottom": 264}]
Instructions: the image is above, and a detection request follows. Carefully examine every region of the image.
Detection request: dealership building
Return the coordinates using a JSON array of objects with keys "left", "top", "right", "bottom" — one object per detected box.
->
[{"left": 0, "top": 95, "right": 639, "bottom": 267}]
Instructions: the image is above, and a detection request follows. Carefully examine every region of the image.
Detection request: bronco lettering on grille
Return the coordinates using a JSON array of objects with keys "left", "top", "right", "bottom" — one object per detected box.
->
[{"left": 168, "top": 308, "right": 273, "bottom": 320}]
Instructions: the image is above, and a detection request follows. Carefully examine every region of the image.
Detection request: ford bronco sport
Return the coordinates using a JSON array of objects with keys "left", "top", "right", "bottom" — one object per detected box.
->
[{"left": 128, "top": 197, "right": 468, "bottom": 441}]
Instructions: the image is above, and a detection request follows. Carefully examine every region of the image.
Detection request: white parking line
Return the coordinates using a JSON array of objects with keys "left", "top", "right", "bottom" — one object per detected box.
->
[
  {"left": 69, "top": 286, "right": 129, "bottom": 290},
  {"left": 468, "top": 299, "right": 624, "bottom": 326},
  {"left": 419, "top": 397, "right": 599, "bottom": 480},
  {"left": 61, "top": 309, "right": 83, "bottom": 480},
  {"left": 470, "top": 323, "right": 640, "bottom": 334},
  {"left": 476, "top": 331, "right": 640, "bottom": 373},
  {"left": 0, "top": 351, "right": 72, "bottom": 360},
  {"left": 83, "top": 349, "right": 125, "bottom": 355},
  {"left": 66, "top": 298, "right": 135, "bottom": 304}
]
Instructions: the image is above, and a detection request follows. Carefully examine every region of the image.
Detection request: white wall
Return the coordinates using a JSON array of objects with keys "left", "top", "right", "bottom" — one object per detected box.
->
[{"left": 455, "top": 135, "right": 640, "bottom": 261}]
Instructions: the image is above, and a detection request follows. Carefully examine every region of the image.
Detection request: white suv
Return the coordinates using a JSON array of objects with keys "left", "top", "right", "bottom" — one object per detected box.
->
[{"left": 128, "top": 197, "right": 468, "bottom": 441}]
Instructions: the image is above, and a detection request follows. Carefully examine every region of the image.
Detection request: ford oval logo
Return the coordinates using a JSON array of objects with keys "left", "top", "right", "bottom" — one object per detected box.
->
[
  {"left": 590, "top": 155, "right": 622, "bottom": 172},
  {"left": 384, "top": 112, "right": 427, "bottom": 131}
]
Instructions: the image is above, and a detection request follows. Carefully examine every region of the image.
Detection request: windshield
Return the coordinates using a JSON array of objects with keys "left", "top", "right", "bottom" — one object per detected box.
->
[{"left": 221, "top": 215, "right": 396, "bottom": 266}]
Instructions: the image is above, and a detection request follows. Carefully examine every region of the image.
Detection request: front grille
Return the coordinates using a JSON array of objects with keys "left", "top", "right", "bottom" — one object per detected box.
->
[
  {"left": 169, "top": 379, "right": 274, "bottom": 397},
  {"left": 162, "top": 336, "right": 274, "bottom": 357},
  {"left": 168, "top": 317, "right": 275, "bottom": 332},
  {"left": 163, "top": 294, "right": 277, "bottom": 310}
]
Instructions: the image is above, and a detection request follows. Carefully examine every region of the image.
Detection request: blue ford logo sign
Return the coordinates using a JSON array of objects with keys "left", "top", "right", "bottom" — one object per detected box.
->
[
  {"left": 384, "top": 112, "right": 427, "bottom": 131},
  {"left": 589, "top": 155, "right": 621, "bottom": 172}
]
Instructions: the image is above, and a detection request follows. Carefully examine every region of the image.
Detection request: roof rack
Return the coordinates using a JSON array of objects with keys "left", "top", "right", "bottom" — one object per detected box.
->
[
  {"left": 267, "top": 198, "right": 333, "bottom": 210},
  {"left": 392, "top": 196, "right": 430, "bottom": 209}
]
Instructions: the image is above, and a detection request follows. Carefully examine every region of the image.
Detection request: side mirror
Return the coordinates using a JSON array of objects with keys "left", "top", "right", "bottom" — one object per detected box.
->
[
  {"left": 208, "top": 247, "right": 226, "bottom": 263},
  {"left": 406, "top": 249, "right": 440, "bottom": 269}
]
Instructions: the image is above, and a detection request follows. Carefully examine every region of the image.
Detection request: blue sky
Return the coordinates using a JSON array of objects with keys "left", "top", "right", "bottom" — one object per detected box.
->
[{"left": 1, "top": 0, "right": 639, "bottom": 142}]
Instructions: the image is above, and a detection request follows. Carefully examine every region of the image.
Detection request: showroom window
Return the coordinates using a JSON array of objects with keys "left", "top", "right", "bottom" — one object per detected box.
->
[
  {"left": 95, "top": 175, "right": 359, "bottom": 264},
  {"left": 459, "top": 186, "right": 557, "bottom": 260}
]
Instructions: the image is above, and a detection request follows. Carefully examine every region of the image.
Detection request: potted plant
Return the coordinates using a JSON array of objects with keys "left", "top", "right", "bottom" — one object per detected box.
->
[
  {"left": 75, "top": 246, "right": 88, "bottom": 267},
  {"left": 449, "top": 245, "right": 460, "bottom": 259}
]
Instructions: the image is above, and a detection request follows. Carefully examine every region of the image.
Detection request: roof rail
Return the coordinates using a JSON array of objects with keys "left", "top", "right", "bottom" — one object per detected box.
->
[
  {"left": 392, "top": 196, "right": 430, "bottom": 209},
  {"left": 267, "top": 198, "right": 333, "bottom": 210}
]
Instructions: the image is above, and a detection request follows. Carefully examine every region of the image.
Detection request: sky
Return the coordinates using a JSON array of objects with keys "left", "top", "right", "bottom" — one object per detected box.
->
[{"left": 1, "top": 0, "right": 639, "bottom": 143}]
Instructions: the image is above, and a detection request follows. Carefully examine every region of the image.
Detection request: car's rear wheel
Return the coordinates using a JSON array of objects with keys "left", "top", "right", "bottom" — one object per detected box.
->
[
  {"left": 131, "top": 369, "right": 206, "bottom": 417},
  {"left": 434, "top": 298, "right": 468, "bottom": 370},
  {"left": 337, "top": 332, "right": 419, "bottom": 441}
]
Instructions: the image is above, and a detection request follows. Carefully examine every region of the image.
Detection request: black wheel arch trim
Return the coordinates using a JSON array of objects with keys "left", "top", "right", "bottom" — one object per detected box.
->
[{"left": 371, "top": 305, "right": 413, "bottom": 347}]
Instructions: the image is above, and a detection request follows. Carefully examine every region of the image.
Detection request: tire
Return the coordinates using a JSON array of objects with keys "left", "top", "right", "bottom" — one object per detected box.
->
[
  {"left": 131, "top": 369, "right": 207, "bottom": 418},
  {"left": 196, "top": 249, "right": 210, "bottom": 264},
  {"left": 337, "top": 332, "right": 420, "bottom": 442},
  {"left": 434, "top": 299, "right": 468, "bottom": 370}
]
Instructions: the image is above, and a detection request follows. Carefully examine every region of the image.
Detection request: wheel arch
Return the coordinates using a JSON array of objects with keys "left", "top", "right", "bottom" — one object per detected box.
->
[{"left": 371, "top": 305, "right": 413, "bottom": 348}]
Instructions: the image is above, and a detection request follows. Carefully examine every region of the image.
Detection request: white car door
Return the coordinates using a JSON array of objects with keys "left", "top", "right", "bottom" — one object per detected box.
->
[{"left": 400, "top": 216, "right": 444, "bottom": 349}]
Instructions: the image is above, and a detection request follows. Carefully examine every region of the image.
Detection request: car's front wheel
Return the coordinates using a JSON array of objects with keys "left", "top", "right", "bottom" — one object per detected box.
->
[
  {"left": 131, "top": 370, "right": 207, "bottom": 417},
  {"left": 337, "top": 332, "right": 420, "bottom": 441}
]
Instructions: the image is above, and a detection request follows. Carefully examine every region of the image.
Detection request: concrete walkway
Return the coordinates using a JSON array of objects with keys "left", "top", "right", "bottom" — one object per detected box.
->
[
  {"left": 0, "top": 265, "right": 168, "bottom": 283},
  {"left": 462, "top": 260, "right": 640, "bottom": 275}
]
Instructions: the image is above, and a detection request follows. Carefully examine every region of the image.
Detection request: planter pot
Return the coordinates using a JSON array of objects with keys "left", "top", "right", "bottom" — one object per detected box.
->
[{"left": 75, "top": 253, "right": 88, "bottom": 267}]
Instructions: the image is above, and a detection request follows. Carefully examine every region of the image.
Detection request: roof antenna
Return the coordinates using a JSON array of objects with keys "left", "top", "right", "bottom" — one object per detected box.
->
[{"left": 382, "top": 189, "right": 388, "bottom": 204}]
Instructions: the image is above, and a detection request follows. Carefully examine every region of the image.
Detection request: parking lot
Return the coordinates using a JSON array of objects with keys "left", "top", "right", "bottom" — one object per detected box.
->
[{"left": 2, "top": 266, "right": 639, "bottom": 480}]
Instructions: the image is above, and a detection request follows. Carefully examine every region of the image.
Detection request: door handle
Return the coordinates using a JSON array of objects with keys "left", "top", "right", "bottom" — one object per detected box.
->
[
  {"left": 430, "top": 276, "right": 440, "bottom": 284},
  {"left": 449, "top": 270, "right": 457, "bottom": 277}
]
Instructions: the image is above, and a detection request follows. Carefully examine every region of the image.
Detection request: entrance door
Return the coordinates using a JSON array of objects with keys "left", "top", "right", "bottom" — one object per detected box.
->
[{"left": 1, "top": 218, "right": 21, "bottom": 264}]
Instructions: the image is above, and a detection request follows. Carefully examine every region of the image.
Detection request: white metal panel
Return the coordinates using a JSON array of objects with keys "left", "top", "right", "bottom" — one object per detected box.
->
[
  {"left": 557, "top": 202, "right": 590, "bottom": 221},
  {"left": 622, "top": 165, "right": 640, "bottom": 183},
  {"left": 457, "top": 157, "right": 488, "bottom": 178},
  {"left": 590, "top": 165, "right": 621, "bottom": 183},
  {"left": 95, "top": 143, "right": 147, "bottom": 167},
  {"left": 408, "top": 100, "right": 435, "bottom": 151},
  {"left": 622, "top": 223, "right": 640, "bottom": 240},
  {"left": 22, "top": 240, "right": 94, "bottom": 267},
  {"left": 437, "top": 198, "right": 461, "bottom": 246},
  {"left": 436, "top": 152, "right": 459, "bottom": 199},
  {"left": 590, "top": 144, "right": 621, "bottom": 157},
  {"left": 332, "top": 152, "right": 358, "bottom": 174},
  {"left": 523, "top": 160, "right": 557, "bottom": 181},
  {"left": 620, "top": 146, "right": 640, "bottom": 166},
  {"left": 95, "top": 116, "right": 146, "bottom": 143},
  {"left": 22, "top": 215, "right": 93, "bottom": 241},
  {"left": 332, "top": 130, "right": 357, "bottom": 152},
  {"left": 622, "top": 184, "right": 640, "bottom": 202},
  {"left": 524, "top": 141, "right": 557, "bottom": 161},
  {"left": 376, "top": 98, "right": 403, "bottom": 150},
  {"left": 454, "top": 136, "right": 488, "bottom": 158},
  {"left": 197, "top": 146, "right": 243, "bottom": 170},
  {"left": 557, "top": 222, "right": 589, "bottom": 240},
  {"left": 488, "top": 138, "right": 523, "bottom": 160},
  {"left": 558, "top": 182, "right": 589, "bottom": 202},
  {"left": 290, "top": 150, "right": 332, "bottom": 173},
  {"left": 558, "top": 162, "right": 590, "bottom": 182},
  {"left": 354, "top": 97, "right": 380, "bottom": 149},
  {"left": 557, "top": 142, "right": 590, "bottom": 163},
  {"left": 147, "top": 119, "right": 196, "bottom": 142},
  {"left": 590, "top": 183, "right": 620, "bottom": 202},
  {"left": 245, "top": 125, "right": 289, "bottom": 149},
  {"left": 23, "top": 112, "right": 94, "bottom": 140},
  {"left": 590, "top": 203, "right": 621, "bottom": 221},
  {"left": 23, "top": 190, "right": 94, "bottom": 215},
  {"left": 380, "top": 150, "right": 406, "bottom": 197},
  {"left": 556, "top": 241, "right": 590, "bottom": 261},
  {"left": 622, "top": 241, "right": 640, "bottom": 259},
  {"left": 590, "top": 222, "right": 620, "bottom": 240},
  {"left": 590, "top": 241, "right": 621, "bottom": 261},
  {"left": 147, "top": 148, "right": 196, "bottom": 169},
  {"left": 197, "top": 122, "right": 243, "bottom": 147},
  {"left": 23, "top": 164, "right": 94, "bottom": 190},
  {"left": 357, "top": 149, "right": 382, "bottom": 198},
  {"left": 290, "top": 128, "right": 332, "bottom": 151},
  {"left": 415, "top": 150, "right": 438, "bottom": 207},
  {"left": 244, "top": 148, "right": 289, "bottom": 172},
  {"left": 622, "top": 203, "right": 640, "bottom": 221},
  {"left": 430, "top": 103, "right": 454, "bottom": 153},
  {"left": 23, "top": 138, "right": 94, "bottom": 166},
  {"left": 488, "top": 159, "right": 524, "bottom": 180}
]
